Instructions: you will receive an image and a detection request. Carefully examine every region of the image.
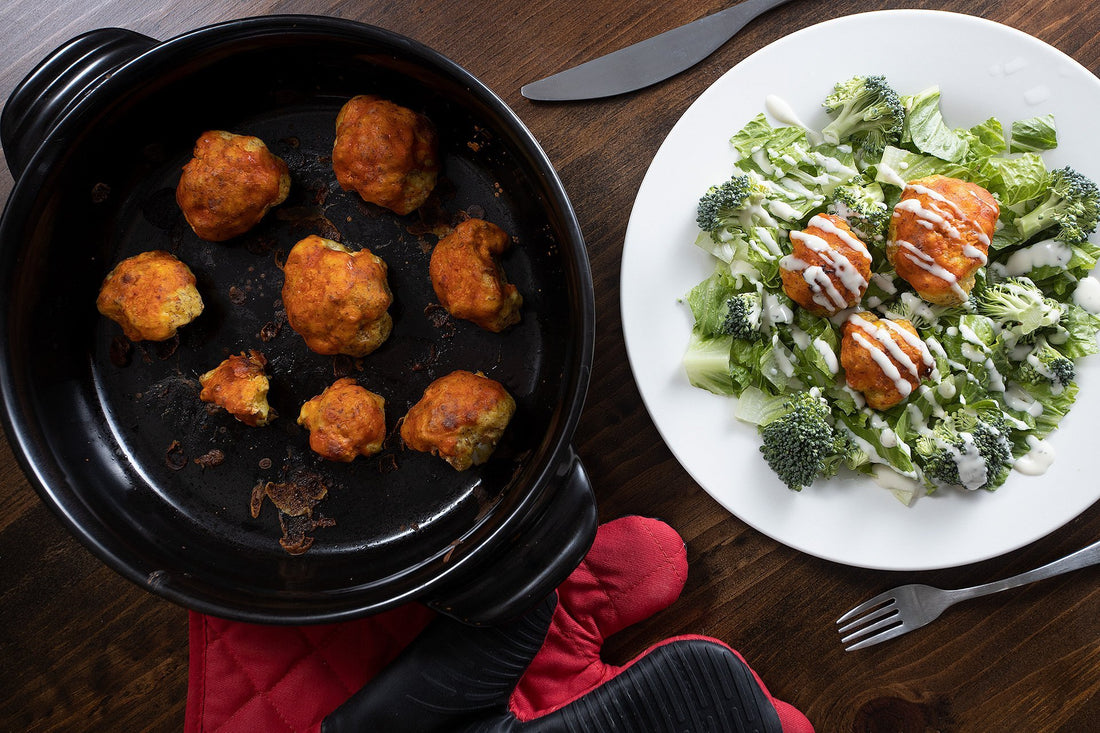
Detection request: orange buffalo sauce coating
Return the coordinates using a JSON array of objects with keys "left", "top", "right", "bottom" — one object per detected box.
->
[
  {"left": 281, "top": 235, "right": 393, "bottom": 357},
  {"left": 298, "top": 378, "right": 387, "bottom": 462},
  {"left": 887, "top": 175, "right": 999, "bottom": 306},
  {"left": 400, "top": 370, "right": 515, "bottom": 471},
  {"left": 176, "top": 130, "right": 290, "bottom": 241},
  {"left": 429, "top": 218, "right": 523, "bottom": 332},
  {"left": 96, "top": 250, "right": 204, "bottom": 342},
  {"left": 332, "top": 95, "right": 439, "bottom": 215},
  {"left": 199, "top": 350, "right": 274, "bottom": 427}
]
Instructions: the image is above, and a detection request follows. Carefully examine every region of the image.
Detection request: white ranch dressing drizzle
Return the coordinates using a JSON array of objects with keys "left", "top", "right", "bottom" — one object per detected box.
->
[
  {"left": 1000, "top": 239, "right": 1071, "bottom": 276},
  {"left": 945, "top": 434, "right": 989, "bottom": 490},
  {"left": 761, "top": 291, "right": 794, "bottom": 327},
  {"left": 754, "top": 227, "right": 783, "bottom": 256},
  {"left": 852, "top": 331, "right": 913, "bottom": 398},
  {"left": 877, "top": 162, "right": 908, "bottom": 188},
  {"left": 871, "top": 272, "right": 898, "bottom": 295},
  {"left": 1015, "top": 435, "right": 1056, "bottom": 475},
  {"left": 906, "top": 403, "right": 931, "bottom": 435},
  {"left": 842, "top": 384, "right": 866, "bottom": 409},
  {"left": 926, "top": 334, "right": 972, "bottom": 379},
  {"left": 768, "top": 199, "right": 800, "bottom": 222},
  {"left": 751, "top": 148, "right": 774, "bottom": 175},
  {"left": 848, "top": 314, "right": 921, "bottom": 377},
  {"left": 764, "top": 94, "right": 823, "bottom": 145},
  {"left": 1074, "top": 276, "right": 1100, "bottom": 314},
  {"left": 871, "top": 464, "right": 924, "bottom": 505},
  {"left": 812, "top": 338, "right": 839, "bottom": 374},
  {"left": 879, "top": 317, "right": 935, "bottom": 367},
  {"left": 917, "top": 384, "right": 947, "bottom": 418},
  {"left": 789, "top": 262, "right": 849, "bottom": 310},
  {"left": 769, "top": 337, "right": 797, "bottom": 378},
  {"left": 807, "top": 213, "right": 872, "bottom": 260},
  {"left": 1003, "top": 384, "right": 1043, "bottom": 416},
  {"left": 868, "top": 412, "right": 907, "bottom": 454},
  {"left": 895, "top": 240, "right": 970, "bottom": 301},
  {"left": 793, "top": 232, "right": 868, "bottom": 297},
  {"left": 782, "top": 217, "right": 870, "bottom": 311},
  {"left": 954, "top": 324, "right": 1007, "bottom": 391},
  {"left": 887, "top": 183, "right": 993, "bottom": 296},
  {"left": 905, "top": 182, "right": 992, "bottom": 248},
  {"left": 894, "top": 197, "right": 964, "bottom": 241}
]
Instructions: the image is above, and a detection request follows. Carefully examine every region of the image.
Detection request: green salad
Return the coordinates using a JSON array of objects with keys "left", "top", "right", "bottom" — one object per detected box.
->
[{"left": 683, "top": 75, "right": 1100, "bottom": 504}]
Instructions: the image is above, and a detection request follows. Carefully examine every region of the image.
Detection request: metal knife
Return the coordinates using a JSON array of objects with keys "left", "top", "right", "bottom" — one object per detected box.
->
[{"left": 521, "top": 0, "right": 796, "bottom": 101}]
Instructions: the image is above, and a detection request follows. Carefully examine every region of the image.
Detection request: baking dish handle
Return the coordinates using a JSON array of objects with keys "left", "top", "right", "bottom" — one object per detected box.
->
[
  {"left": 426, "top": 447, "right": 597, "bottom": 626},
  {"left": 1, "top": 28, "right": 157, "bottom": 179}
]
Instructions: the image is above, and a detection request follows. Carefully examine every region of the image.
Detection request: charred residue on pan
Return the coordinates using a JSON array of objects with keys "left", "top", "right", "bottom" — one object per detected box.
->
[{"left": 250, "top": 464, "right": 335, "bottom": 555}]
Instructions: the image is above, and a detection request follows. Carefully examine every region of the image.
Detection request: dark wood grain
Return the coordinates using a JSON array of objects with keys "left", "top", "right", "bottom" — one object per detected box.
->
[{"left": 2, "top": 1, "right": 1099, "bottom": 731}]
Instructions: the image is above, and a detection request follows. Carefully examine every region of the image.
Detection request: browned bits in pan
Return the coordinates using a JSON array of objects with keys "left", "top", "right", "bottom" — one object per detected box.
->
[
  {"left": 193, "top": 449, "right": 226, "bottom": 469},
  {"left": 165, "top": 440, "right": 187, "bottom": 471},
  {"left": 250, "top": 469, "right": 334, "bottom": 555}
]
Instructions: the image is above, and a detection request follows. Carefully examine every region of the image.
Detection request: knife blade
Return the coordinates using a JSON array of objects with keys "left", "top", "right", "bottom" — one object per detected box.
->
[{"left": 521, "top": 0, "right": 796, "bottom": 101}]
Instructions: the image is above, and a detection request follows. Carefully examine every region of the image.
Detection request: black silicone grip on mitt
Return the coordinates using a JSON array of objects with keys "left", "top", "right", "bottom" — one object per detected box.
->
[{"left": 322, "top": 592, "right": 783, "bottom": 733}]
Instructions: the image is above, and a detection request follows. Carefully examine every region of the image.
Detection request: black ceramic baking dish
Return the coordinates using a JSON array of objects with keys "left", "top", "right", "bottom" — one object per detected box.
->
[{"left": 0, "top": 15, "right": 596, "bottom": 625}]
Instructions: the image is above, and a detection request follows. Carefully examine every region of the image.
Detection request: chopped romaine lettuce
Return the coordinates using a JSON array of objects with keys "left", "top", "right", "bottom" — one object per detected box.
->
[{"left": 1010, "top": 114, "right": 1058, "bottom": 153}]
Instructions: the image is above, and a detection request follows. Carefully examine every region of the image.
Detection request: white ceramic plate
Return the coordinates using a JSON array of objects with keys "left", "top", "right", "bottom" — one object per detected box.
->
[{"left": 621, "top": 10, "right": 1100, "bottom": 571}]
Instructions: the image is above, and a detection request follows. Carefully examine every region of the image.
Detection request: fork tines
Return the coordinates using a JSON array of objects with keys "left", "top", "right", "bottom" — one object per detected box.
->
[{"left": 836, "top": 594, "right": 905, "bottom": 651}]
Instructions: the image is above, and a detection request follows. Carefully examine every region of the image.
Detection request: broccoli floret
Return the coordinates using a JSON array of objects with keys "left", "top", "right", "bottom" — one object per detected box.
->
[
  {"left": 915, "top": 411, "right": 1014, "bottom": 492},
  {"left": 1017, "top": 340, "right": 1076, "bottom": 388},
  {"left": 758, "top": 391, "right": 850, "bottom": 491},
  {"left": 721, "top": 292, "right": 763, "bottom": 341},
  {"left": 820, "top": 75, "right": 905, "bottom": 162},
  {"left": 975, "top": 277, "right": 1064, "bottom": 339},
  {"left": 1015, "top": 166, "right": 1100, "bottom": 243},
  {"left": 829, "top": 181, "right": 891, "bottom": 242},
  {"left": 696, "top": 172, "right": 772, "bottom": 237}
]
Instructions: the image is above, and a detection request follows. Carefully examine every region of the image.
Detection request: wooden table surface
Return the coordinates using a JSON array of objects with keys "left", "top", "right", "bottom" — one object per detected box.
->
[{"left": 2, "top": 0, "right": 1098, "bottom": 730}]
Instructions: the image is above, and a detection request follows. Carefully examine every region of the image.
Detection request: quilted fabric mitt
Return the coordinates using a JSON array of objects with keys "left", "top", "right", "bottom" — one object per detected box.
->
[{"left": 186, "top": 516, "right": 813, "bottom": 732}]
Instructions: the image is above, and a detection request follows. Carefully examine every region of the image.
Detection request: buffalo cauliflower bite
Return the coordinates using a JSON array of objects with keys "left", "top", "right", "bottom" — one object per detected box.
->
[
  {"left": 199, "top": 350, "right": 274, "bottom": 427},
  {"left": 840, "top": 313, "right": 934, "bottom": 410},
  {"left": 429, "top": 218, "right": 523, "bottom": 332},
  {"left": 332, "top": 95, "right": 439, "bottom": 215},
  {"left": 96, "top": 250, "right": 204, "bottom": 341},
  {"left": 780, "top": 213, "right": 872, "bottom": 316},
  {"left": 886, "top": 174, "right": 999, "bottom": 306},
  {"left": 281, "top": 235, "right": 393, "bottom": 357},
  {"left": 400, "top": 370, "right": 515, "bottom": 471},
  {"left": 297, "top": 377, "right": 387, "bottom": 462},
  {"left": 176, "top": 130, "right": 290, "bottom": 242}
]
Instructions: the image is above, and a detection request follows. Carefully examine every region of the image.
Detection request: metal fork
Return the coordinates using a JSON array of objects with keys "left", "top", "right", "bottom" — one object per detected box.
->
[{"left": 837, "top": 537, "right": 1100, "bottom": 651}]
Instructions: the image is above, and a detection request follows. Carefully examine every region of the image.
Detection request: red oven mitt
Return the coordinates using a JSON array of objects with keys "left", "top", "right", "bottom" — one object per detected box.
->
[{"left": 186, "top": 516, "right": 813, "bottom": 732}]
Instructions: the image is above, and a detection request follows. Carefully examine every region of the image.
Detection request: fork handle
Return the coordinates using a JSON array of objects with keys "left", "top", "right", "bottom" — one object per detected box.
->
[{"left": 951, "top": 537, "right": 1100, "bottom": 602}]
